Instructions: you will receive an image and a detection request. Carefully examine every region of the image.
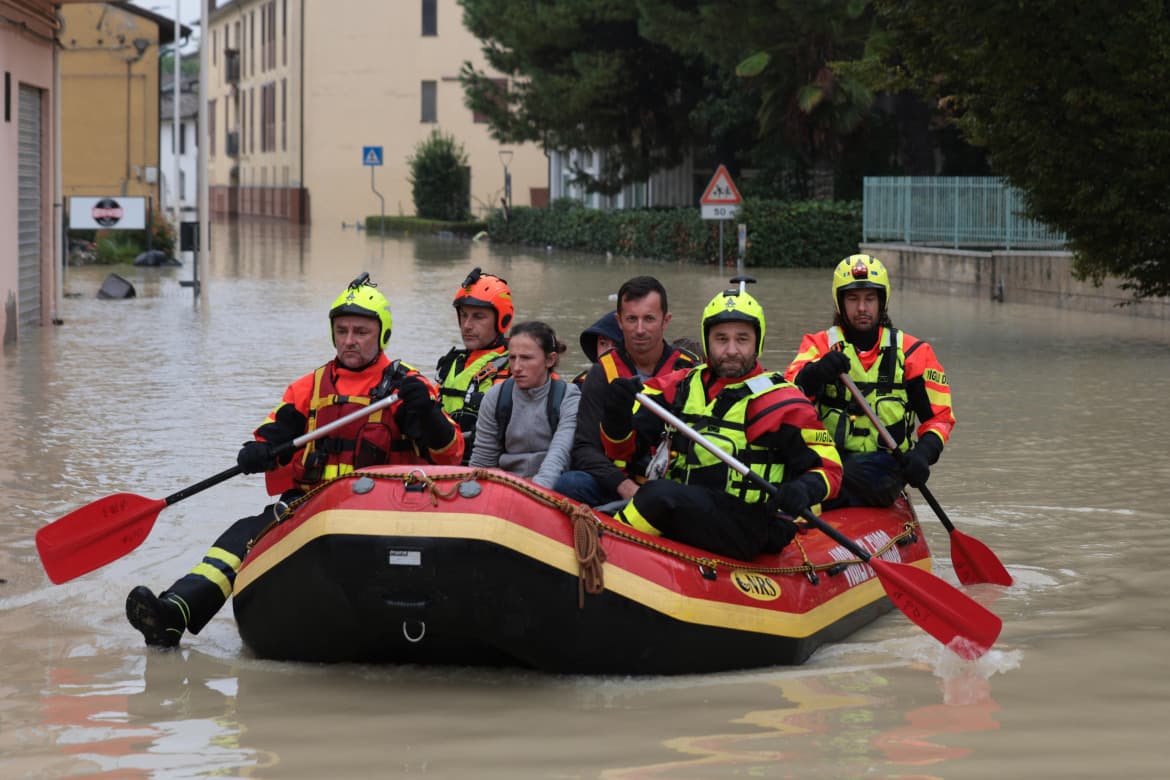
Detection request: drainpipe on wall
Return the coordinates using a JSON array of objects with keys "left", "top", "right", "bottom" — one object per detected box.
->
[
  {"left": 53, "top": 8, "right": 64, "bottom": 325},
  {"left": 299, "top": 0, "right": 305, "bottom": 223}
]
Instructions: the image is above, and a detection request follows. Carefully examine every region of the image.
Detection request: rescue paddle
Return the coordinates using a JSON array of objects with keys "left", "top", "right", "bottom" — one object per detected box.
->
[
  {"left": 836, "top": 374, "right": 1012, "bottom": 586},
  {"left": 36, "top": 393, "right": 399, "bottom": 584},
  {"left": 635, "top": 391, "right": 1002, "bottom": 659}
]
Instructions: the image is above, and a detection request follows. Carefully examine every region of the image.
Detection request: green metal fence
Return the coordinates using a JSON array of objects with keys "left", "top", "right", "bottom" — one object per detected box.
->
[{"left": 863, "top": 176, "right": 1067, "bottom": 249}]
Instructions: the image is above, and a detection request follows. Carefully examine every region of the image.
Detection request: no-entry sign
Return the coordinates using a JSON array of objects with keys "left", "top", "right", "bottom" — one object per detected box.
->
[{"left": 68, "top": 196, "right": 147, "bottom": 230}]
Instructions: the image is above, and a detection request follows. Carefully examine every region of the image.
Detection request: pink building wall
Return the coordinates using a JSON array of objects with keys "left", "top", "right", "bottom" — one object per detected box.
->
[{"left": 1, "top": 5, "right": 59, "bottom": 344}]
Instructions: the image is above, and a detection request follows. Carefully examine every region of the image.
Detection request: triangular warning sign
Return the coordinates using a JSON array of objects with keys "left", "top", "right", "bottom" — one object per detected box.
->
[
  {"left": 364, "top": 148, "right": 382, "bottom": 165},
  {"left": 700, "top": 164, "right": 742, "bottom": 205}
]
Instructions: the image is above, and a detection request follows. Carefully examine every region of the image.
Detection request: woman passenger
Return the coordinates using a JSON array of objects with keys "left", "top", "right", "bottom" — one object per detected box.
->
[{"left": 469, "top": 321, "right": 580, "bottom": 488}]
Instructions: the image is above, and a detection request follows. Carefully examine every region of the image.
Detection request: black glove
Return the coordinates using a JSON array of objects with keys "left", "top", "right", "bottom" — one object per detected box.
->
[
  {"left": 601, "top": 378, "right": 642, "bottom": 439},
  {"left": 768, "top": 480, "right": 811, "bottom": 518},
  {"left": 900, "top": 448, "right": 931, "bottom": 488},
  {"left": 794, "top": 351, "right": 851, "bottom": 396},
  {"left": 237, "top": 440, "right": 279, "bottom": 474},
  {"left": 900, "top": 432, "right": 944, "bottom": 488},
  {"left": 395, "top": 374, "right": 433, "bottom": 415},
  {"left": 393, "top": 374, "right": 457, "bottom": 451}
]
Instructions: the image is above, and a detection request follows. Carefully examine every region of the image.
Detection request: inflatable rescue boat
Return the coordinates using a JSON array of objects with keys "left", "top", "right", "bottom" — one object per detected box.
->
[{"left": 232, "top": 466, "right": 929, "bottom": 674}]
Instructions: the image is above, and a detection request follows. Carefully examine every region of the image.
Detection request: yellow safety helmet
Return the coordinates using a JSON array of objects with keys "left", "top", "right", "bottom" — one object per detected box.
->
[
  {"left": 329, "top": 272, "right": 393, "bottom": 348},
  {"left": 701, "top": 277, "right": 766, "bottom": 354},
  {"left": 832, "top": 254, "right": 890, "bottom": 313}
]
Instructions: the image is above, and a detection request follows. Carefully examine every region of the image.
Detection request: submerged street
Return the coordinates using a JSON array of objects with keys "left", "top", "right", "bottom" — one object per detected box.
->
[{"left": 1, "top": 220, "right": 1168, "bottom": 778}]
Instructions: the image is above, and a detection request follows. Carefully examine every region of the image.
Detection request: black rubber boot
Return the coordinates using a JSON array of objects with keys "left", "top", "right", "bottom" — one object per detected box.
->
[{"left": 126, "top": 586, "right": 188, "bottom": 648}]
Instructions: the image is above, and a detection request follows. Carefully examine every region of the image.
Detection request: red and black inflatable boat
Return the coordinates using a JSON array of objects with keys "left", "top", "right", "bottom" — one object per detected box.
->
[{"left": 232, "top": 466, "right": 929, "bottom": 674}]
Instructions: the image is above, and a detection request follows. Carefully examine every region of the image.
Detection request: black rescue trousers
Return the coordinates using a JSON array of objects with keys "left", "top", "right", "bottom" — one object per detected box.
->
[
  {"left": 616, "top": 480, "right": 796, "bottom": 561},
  {"left": 163, "top": 503, "right": 280, "bottom": 633}
]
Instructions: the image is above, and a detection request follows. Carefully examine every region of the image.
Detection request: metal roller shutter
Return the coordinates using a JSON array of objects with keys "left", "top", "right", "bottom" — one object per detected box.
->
[{"left": 17, "top": 84, "right": 43, "bottom": 331}]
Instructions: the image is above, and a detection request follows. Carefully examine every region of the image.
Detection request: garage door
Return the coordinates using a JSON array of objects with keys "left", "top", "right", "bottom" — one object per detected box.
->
[{"left": 17, "top": 83, "right": 43, "bottom": 333}]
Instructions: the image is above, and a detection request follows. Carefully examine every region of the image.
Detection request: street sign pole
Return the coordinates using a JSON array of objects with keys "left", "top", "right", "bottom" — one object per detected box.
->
[
  {"left": 719, "top": 220, "right": 724, "bottom": 267},
  {"left": 362, "top": 145, "right": 385, "bottom": 236},
  {"left": 371, "top": 166, "right": 384, "bottom": 237}
]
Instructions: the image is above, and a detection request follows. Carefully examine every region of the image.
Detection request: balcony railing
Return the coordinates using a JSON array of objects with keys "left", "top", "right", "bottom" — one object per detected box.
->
[{"left": 863, "top": 176, "right": 1066, "bottom": 249}]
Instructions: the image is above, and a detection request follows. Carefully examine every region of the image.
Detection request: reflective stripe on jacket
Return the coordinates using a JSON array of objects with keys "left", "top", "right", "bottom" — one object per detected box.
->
[{"left": 291, "top": 360, "right": 421, "bottom": 489}]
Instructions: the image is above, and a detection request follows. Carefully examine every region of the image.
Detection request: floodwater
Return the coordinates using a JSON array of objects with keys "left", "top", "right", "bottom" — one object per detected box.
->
[{"left": 2, "top": 219, "right": 1168, "bottom": 778}]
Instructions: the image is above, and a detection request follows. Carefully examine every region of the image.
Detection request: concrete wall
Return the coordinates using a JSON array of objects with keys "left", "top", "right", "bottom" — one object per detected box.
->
[{"left": 861, "top": 243, "right": 1170, "bottom": 320}]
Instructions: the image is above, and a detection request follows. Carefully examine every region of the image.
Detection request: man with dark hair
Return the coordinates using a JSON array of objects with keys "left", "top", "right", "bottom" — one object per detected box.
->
[{"left": 554, "top": 276, "right": 697, "bottom": 507}]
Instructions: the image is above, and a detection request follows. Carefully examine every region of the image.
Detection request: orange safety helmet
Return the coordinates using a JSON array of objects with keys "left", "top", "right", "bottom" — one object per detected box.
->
[{"left": 452, "top": 267, "right": 514, "bottom": 334}]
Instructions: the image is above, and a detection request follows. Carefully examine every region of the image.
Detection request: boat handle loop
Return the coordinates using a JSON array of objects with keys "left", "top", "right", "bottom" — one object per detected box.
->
[{"left": 402, "top": 620, "right": 426, "bottom": 643}]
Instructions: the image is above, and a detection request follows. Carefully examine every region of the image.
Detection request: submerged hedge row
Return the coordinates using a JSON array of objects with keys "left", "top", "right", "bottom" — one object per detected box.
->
[{"left": 485, "top": 198, "right": 861, "bottom": 267}]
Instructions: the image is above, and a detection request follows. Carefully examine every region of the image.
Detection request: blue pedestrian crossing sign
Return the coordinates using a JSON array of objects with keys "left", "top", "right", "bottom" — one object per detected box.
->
[{"left": 362, "top": 146, "right": 383, "bottom": 166}]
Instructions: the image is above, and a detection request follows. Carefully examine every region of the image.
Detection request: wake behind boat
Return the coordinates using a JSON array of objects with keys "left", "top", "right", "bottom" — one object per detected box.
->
[{"left": 231, "top": 466, "right": 929, "bottom": 674}]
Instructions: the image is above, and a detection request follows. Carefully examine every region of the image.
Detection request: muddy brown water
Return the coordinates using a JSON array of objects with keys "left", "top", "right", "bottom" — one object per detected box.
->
[{"left": 1, "top": 221, "right": 1167, "bottom": 778}]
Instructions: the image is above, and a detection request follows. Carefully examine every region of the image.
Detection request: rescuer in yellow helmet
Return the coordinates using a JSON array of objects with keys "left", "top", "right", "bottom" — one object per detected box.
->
[
  {"left": 784, "top": 254, "right": 956, "bottom": 507},
  {"left": 125, "top": 273, "right": 464, "bottom": 648},
  {"left": 599, "top": 279, "right": 842, "bottom": 561}
]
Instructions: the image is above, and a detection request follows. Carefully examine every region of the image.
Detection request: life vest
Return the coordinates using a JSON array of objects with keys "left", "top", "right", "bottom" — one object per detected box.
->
[
  {"left": 598, "top": 345, "right": 696, "bottom": 382},
  {"left": 666, "top": 369, "right": 791, "bottom": 504},
  {"left": 819, "top": 326, "right": 919, "bottom": 454},
  {"left": 600, "top": 346, "right": 698, "bottom": 476},
  {"left": 494, "top": 377, "right": 567, "bottom": 447},
  {"left": 292, "top": 360, "right": 419, "bottom": 488},
  {"left": 436, "top": 346, "right": 509, "bottom": 454}
]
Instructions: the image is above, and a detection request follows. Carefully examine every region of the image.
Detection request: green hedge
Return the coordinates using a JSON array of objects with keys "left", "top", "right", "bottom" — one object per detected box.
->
[
  {"left": 365, "top": 215, "right": 488, "bottom": 237},
  {"left": 486, "top": 198, "right": 861, "bottom": 267}
]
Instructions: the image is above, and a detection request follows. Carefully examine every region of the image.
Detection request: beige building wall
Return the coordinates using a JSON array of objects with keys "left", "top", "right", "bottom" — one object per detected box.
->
[
  {"left": 205, "top": 0, "right": 546, "bottom": 224},
  {"left": 59, "top": 3, "right": 164, "bottom": 206},
  {"left": 206, "top": 0, "right": 305, "bottom": 221}
]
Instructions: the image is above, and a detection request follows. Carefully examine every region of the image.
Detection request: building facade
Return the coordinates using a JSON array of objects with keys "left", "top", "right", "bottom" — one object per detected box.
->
[
  {"left": 548, "top": 149, "right": 695, "bottom": 210},
  {"left": 58, "top": 3, "right": 186, "bottom": 217},
  {"left": 160, "top": 72, "right": 199, "bottom": 216},
  {"left": 0, "top": 0, "right": 60, "bottom": 343},
  {"left": 204, "top": 0, "right": 547, "bottom": 225}
]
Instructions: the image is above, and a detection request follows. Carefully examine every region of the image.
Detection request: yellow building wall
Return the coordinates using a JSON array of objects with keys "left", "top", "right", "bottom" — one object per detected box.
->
[{"left": 59, "top": 4, "right": 161, "bottom": 206}]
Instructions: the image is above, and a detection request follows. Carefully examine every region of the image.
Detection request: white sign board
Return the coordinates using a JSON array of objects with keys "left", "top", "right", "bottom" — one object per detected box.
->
[
  {"left": 69, "top": 196, "right": 147, "bottom": 230},
  {"left": 702, "top": 203, "right": 740, "bottom": 220},
  {"left": 699, "top": 164, "right": 743, "bottom": 221}
]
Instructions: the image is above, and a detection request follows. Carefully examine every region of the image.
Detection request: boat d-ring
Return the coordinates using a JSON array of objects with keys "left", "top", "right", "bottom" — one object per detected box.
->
[
  {"left": 404, "top": 468, "right": 429, "bottom": 492},
  {"left": 402, "top": 620, "right": 426, "bottom": 643}
]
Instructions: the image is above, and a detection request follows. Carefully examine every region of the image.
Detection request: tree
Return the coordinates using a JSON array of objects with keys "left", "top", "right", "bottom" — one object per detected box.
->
[
  {"left": 458, "top": 0, "right": 712, "bottom": 194},
  {"left": 868, "top": 0, "right": 1170, "bottom": 300},
  {"left": 639, "top": 0, "right": 876, "bottom": 199},
  {"left": 408, "top": 130, "right": 471, "bottom": 221}
]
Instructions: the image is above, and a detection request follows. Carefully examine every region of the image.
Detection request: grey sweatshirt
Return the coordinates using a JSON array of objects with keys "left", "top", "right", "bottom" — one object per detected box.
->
[{"left": 469, "top": 378, "right": 580, "bottom": 488}]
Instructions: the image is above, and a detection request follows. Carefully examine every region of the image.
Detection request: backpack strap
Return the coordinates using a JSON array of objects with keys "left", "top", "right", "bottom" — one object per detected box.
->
[{"left": 496, "top": 378, "right": 567, "bottom": 446}]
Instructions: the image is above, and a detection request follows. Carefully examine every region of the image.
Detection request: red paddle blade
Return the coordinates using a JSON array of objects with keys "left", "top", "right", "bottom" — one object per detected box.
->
[
  {"left": 951, "top": 530, "right": 1014, "bottom": 586},
  {"left": 36, "top": 493, "right": 165, "bottom": 584},
  {"left": 870, "top": 558, "right": 1003, "bottom": 659}
]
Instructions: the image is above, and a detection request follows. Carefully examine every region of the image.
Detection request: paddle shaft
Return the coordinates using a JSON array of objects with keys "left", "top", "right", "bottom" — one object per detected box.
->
[
  {"left": 835, "top": 373, "right": 956, "bottom": 531},
  {"left": 634, "top": 392, "right": 877, "bottom": 563},
  {"left": 163, "top": 392, "right": 400, "bottom": 507}
]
